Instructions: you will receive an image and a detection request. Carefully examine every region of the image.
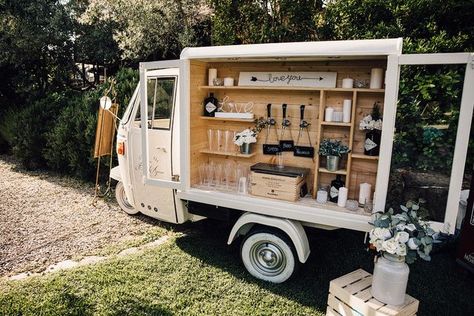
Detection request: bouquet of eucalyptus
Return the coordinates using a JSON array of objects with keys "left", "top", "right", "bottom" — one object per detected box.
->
[
  {"left": 369, "top": 201, "right": 436, "bottom": 264},
  {"left": 318, "top": 139, "right": 350, "bottom": 157}
]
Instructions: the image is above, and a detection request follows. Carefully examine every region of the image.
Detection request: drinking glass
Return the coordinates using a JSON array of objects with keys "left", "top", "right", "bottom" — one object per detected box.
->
[
  {"left": 276, "top": 152, "right": 284, "bottom": 169},
  {"left": 238, "top": 176, "right": 248, "bottom": 194},
  {"left": 207, "top": 129, "right": 216, "bottom": 151},
  {"left": 217, "top": 130, "right": 224, "bottom": 152},
  {"left": 198, "top": 163, "right": 207, "bottom": 185},
  {"left": 207, "top": 161, "right": 215, "bottom": 188},
  {"left": 224, "top": 161, "right": 234, "bottom": 189},
  {"left": 224, "top": 130, "right": 233, "bottom": 153},
  {"left": 215, "top": 163, "right": 224, "bottom": 187}
]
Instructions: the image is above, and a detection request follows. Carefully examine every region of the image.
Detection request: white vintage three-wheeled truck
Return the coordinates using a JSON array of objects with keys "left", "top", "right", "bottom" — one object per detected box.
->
[{"left": 109, "top": 38, "right": 474, "bottom": 283}]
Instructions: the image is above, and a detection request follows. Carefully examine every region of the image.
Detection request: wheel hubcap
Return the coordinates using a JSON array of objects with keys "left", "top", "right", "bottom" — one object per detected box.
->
[
  {"left": 119, "top": 186, "right": 133, "bottom": 209},
  {"left": 250, "top": 241, "right": 286, "bottom": 276}
]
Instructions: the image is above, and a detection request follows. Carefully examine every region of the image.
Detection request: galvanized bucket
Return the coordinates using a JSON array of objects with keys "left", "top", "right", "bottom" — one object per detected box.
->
[{"left": 326, "top": 155, "right": 340, "bottom": 171}]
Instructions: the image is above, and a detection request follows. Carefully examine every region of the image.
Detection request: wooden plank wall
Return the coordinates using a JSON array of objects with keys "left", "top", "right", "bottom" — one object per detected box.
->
[{"left": 189, "top": 60, "right": 385, "bottom": 200}]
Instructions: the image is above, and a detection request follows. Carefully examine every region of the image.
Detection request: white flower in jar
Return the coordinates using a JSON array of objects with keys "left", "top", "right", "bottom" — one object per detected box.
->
[
  {"left": 382, "top": 238, "right": 399, "bottom": 255},
  {"left": 395, "top": 231, "right": 410, "bottom": 243},
  {"left": 370, "top": 227, "right": 392, "bottom": 242},
  {"left": 395, "top": 242, "right": 407, "bottom": 256},
  {"left": 407, "top": 238, "right": 419, "bottom": 250}
]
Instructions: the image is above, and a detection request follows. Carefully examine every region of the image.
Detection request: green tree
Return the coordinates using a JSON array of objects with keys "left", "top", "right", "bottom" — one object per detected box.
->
[
  {"left": 0, "top": 0, "right": 76, "bottom": 105},
  {"left": 79, "top": 0, "right": 211, "bottom": 62},
  {"left": 211, "top": 0, "right": 324, "bottom": 45}
]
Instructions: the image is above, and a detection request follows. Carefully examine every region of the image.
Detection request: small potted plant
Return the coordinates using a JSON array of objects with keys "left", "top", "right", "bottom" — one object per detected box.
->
[
  {"left": 368, "top": 201, "right": 435, "bottom": 305},
  {"left": 318, "top": 139, "right": 350, "bottom": 171},
  {"left": 233, "top": 118, "right": 267, "bottom": 154},
  {"left": 359, "top": 102, "right": 383, "bottom": 156},
  {"left": 234, "top": 129, "right": 257, "bottom": 154}
]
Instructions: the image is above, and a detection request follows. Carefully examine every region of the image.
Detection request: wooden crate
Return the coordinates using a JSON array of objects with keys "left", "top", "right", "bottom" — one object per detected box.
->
[
  {"left": 250, "top": 171, "right": 306, "bottom": 202},
  {"left": 327, "top": 269, "right": 419, "bottom": 316}
]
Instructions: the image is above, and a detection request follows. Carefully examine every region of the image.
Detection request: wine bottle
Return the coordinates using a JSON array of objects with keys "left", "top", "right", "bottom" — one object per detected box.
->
[
  {"left": 203, "top": 93, "right": 218, "bottom": 117},
  {"left": 329, "top": 175, "right": 345, "bottom": 203}
]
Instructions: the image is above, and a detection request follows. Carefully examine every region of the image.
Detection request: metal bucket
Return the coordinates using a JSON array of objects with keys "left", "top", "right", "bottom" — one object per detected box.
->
[
  {"left": 326, "top": 155, "right": 340, "bottom": 171},
  {"left": 240, "top": 143, "right": 251, "bottom": 154}
]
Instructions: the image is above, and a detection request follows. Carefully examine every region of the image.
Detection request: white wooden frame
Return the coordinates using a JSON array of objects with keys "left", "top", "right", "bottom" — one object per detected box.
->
[
  {"left": 375, "top": 52, "right": 474, "bottom": 234},
  {"left": 139, "top": 59, "right": 187, "bottom": 190}
]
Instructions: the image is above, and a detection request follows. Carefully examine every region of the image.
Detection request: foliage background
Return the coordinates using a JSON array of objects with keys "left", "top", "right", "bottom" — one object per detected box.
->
[{"left": 0, "top": 0, "right": 473, "bottom": 180}]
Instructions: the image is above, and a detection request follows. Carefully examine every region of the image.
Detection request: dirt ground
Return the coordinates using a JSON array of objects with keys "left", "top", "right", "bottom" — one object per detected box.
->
[{"left": 0, "top": 155, "right": 163, "bottom": 276}]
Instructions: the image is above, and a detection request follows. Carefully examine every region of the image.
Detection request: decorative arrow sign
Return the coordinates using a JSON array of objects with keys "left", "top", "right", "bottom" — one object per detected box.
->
[{"left": 238, "top": 72, "right": 337, "bottom": 88}]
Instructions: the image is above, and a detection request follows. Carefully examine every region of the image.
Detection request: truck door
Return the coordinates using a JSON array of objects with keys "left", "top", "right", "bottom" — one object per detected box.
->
[
  {"left": 128, "top": 60, "right": 188, "bottom": 223},
  {"left": 375, "top": 53, "right": 473, "bottom": 234}
]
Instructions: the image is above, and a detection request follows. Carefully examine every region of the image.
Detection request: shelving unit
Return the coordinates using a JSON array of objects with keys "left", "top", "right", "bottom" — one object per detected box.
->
[
  {"left": 199, "top": 85, "right": 385, "bottom": 93},
  {"left": 190, "top": 59, "right": 385, "bottom": 204},
  {"left": 200, "top": 149, "right": 256, "bottom": 158},
  {"left": 351, "top": 153, "right": 379, "bottom": 160},
  {"left": 200, "top": 116, "right": 254, "bottom": 123}
]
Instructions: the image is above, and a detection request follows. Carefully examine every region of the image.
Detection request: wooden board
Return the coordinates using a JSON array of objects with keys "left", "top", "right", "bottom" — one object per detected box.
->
[
  {"left": 327, "top": 269, "right": 419, "bottom": 316},
  {"left": 94, "top": 104, "right": 118, "bottom": 158}
]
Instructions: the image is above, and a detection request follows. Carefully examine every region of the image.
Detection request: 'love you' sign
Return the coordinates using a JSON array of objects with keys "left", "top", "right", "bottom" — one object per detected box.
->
[{"left": 238, "top": 72, "right": 337, "bottom": 88}]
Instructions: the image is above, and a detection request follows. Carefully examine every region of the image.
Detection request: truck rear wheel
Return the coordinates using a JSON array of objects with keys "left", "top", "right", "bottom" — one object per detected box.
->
[
  {"left": 240, "top": 227, "right": 298, "bottom": 283},
  {"left": 115, "top": 182, "right": 139, "bottom": 215}
]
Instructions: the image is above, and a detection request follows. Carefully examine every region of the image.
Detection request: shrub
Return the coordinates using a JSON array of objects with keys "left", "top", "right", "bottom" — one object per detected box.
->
[
  {"left": 43, "top": 68, "right": 138, "bottom": 180},
  {"left": 10, "top": 92, "right": 69, "bottom": 169}
]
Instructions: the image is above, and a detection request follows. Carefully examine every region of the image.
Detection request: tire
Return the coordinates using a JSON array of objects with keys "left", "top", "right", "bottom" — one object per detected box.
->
[
  {"left": 240, "top": 227, "right": 298, "bottom": 283},
  {"left": 115, "top": 182, "right": 139, "bottom": 215}
]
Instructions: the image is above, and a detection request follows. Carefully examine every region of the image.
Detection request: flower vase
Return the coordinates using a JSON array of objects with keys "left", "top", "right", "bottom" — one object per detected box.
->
[
  {"left": 326, "top": 155, "right": 340, "bottom": 171},
  {"left": 240, "top": 143, "right": 252, "bottom": 154},
  {"left": 371, "top": 253, "right": 409, "bottom": 306},
  {"left": 364, "top": 130, "right": 381, "bottom": 156}
]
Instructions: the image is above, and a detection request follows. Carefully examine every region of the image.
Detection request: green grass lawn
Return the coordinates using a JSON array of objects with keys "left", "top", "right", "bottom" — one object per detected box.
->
[{"left": 1, "top": 220, "right": 473, "bottom": 316}]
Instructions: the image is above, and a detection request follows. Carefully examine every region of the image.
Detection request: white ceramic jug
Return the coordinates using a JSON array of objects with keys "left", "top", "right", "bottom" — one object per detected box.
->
[{"left": 371, "top": 253, "right": 409, "bottom": 306}]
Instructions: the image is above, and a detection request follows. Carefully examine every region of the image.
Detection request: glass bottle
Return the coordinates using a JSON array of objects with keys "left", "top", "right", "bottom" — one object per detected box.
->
[
  {"left": 203, "top": 93, "right": 218, "bottom": 117},
  {"left": 329, "top": 175, "right": 345, "bottom": 203}
]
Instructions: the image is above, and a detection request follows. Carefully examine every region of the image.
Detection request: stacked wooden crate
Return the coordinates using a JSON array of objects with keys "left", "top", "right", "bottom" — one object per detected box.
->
[{"left": 327, "top": 269, "right": 419, "bottom": 316}]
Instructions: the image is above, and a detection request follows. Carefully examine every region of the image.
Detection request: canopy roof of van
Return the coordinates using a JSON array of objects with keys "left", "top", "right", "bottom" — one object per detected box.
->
[{"left": 180, "top": 38, "right": 403, "bottom": 61}]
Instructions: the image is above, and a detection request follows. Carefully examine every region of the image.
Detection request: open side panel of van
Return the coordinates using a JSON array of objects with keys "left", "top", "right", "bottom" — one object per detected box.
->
[{"left": 376, "top": 53, "right": 474, "bottom": 234}]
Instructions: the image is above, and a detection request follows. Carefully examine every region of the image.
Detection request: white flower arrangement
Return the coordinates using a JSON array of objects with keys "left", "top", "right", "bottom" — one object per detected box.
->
[
  {"left": 233, "top": 129, "right": 257, "bottom": 146},
  {"left": 360, "top": 114, "right": 383, "bottom": 131},
  {"left": 369, "top": 201, "right": 436, "bottom": 264}
]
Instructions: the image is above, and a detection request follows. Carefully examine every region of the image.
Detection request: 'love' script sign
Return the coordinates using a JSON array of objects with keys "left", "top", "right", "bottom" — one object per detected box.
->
[{"left": 238, "top": 72, "right": 337, "bottom": 88}]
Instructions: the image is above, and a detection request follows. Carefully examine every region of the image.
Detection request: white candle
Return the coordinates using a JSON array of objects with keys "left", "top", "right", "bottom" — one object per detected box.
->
[
  {"left": 224, "top": 77, "right": 234, "bottom": 86},
  {"left": 342, "top": 78, "right": 354, "bottom": 88},
  {"left": 316, "top": 190, "right": 328, "bottom": 204},
  {"left": 343, "top": 99, "right": 352, "bottom": 123},
  {"left": 208, "top": 68, "right": 217, "bottom": 86},
  {"left": 337, "top": 187, "right": 348, "bottom": 207},
  {"left": 325, "top": 107, "right": 334, "bottom": 122},
  {"left": 370, "top": 68, "right": 384, "bottom": 89},
  {"left": 359, "top": 183, "right": 372, "bottom": 205}
]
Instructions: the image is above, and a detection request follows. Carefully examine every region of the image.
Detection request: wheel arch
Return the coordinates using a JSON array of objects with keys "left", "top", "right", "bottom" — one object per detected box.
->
[{"left": 227, "top": 212, "right": 310, "bottom": 263}]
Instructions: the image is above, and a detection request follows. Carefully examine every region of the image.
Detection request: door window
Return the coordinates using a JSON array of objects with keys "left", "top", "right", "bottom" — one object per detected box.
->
[{"left": 135, "top": 77, "right": 176, "bottom": 130}]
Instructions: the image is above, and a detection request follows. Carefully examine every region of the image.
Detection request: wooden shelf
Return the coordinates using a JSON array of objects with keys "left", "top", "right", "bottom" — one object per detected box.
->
[
  {"left": 351, "top": 153, "right": 379, "bottom": 160},
  {"left": 321, "top": 121, "right": 352, "bottom": 127},
  {"left": 200, "top": 116, "right": 254, "bottom": 123},
  {"left": 200, "top": 149, "right": 256, "bottom": 158},
  {"left": 199, "top": 86, "right": 384, "bottom": 93},
  {"left": 318, "top": 167, "right": 347, "bottom": 175}
]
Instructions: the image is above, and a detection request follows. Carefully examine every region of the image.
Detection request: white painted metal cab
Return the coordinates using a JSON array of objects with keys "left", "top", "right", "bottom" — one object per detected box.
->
[{"left": 110, "top": 39, "right": 474, "bottom": 283}]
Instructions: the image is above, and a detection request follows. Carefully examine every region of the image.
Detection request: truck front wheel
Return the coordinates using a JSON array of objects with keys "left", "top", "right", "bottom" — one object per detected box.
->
[
  {"left": 240, "top": 228, "right": 298, "bottom": 283},
  {"left": 115, "top": 182, "right": 139, "bottom": 215}
]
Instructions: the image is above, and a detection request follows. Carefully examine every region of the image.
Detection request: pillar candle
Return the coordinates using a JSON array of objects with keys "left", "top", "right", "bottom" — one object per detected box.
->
[
  {"left": 370, "top": 68, "right": 384, "bottom": 89},
  {"left": 224, "top": 77, "right": 234, "bottom": 86},
  {"left": 208, "top": 68, "right": 217, "bottom": 86},
  {"left": 343, "top": 99, "right": 352, "bottom": 123},
  {"left": 359, "top": 183, "right": 372, "bottom": 205},
  {"left": 342, "top": 78, "right": 354, "bottom": 88},
  {"left": 325, "top": 107, "right": 334, "bottom": 122},
  {"left": 337, "top": 187, "right": 348, "bottom": 207}
]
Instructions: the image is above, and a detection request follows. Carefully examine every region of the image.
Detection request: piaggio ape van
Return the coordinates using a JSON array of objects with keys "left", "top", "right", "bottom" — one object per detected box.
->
[{"left": 109, "top": 38, "right": 474, "bottom": 283}]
